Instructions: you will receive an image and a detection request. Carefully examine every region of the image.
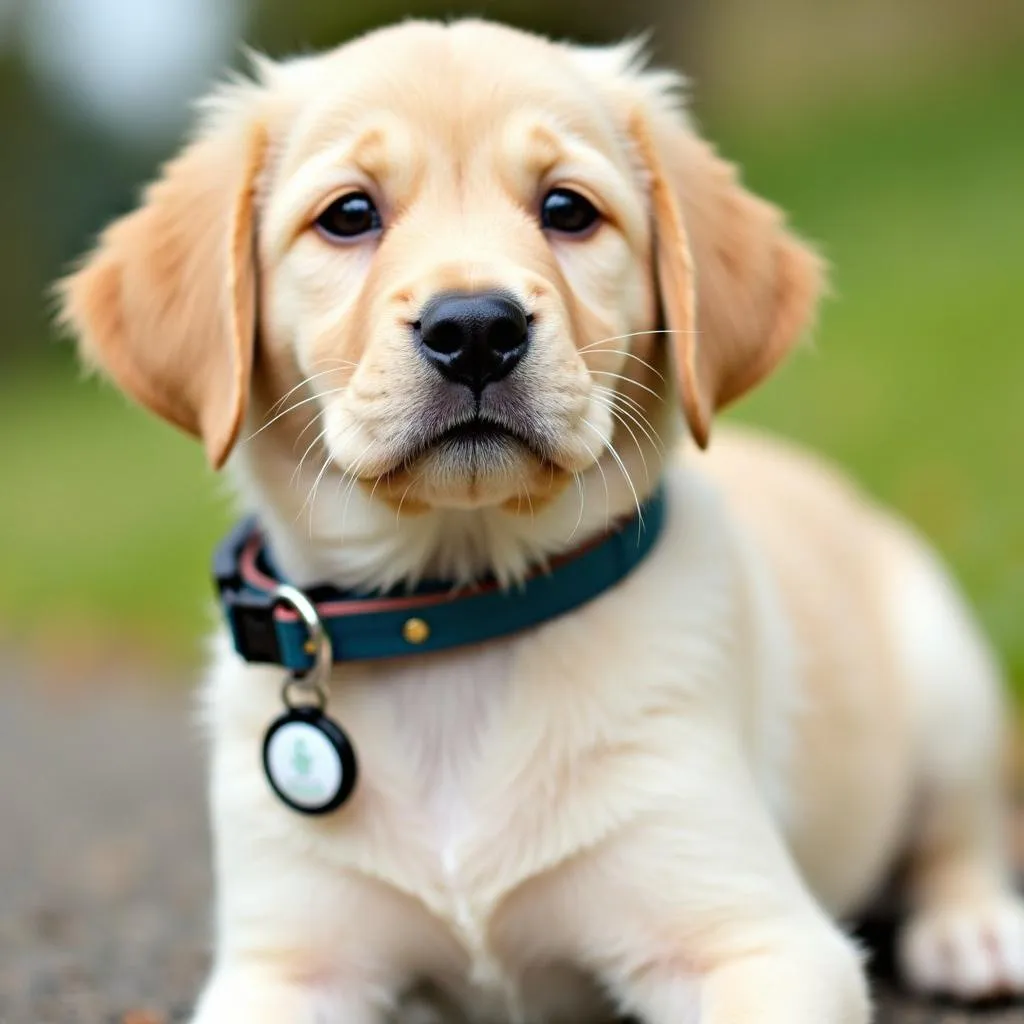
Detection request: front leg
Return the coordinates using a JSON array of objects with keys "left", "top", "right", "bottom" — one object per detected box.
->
[
  {"left": 191, "top": 965, "right": 387, "bottom": 1024},
  {"left": 509, "top": 758, "right": 871, "bottom": 1024},
  {"left": 621, "top": 923, "right": 868, "bottom": 1024},
  {"left": 194, "top": 653, "right": 461, "bottom": 1024},
  {"left": 610, "top": 787, "right": 870, "bottom": 1024},
  {"left": 194, "top": 671, "right": 447, "bottom": 1024}
]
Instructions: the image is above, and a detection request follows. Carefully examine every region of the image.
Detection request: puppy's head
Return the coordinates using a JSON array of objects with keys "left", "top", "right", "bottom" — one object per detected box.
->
[{"left": 59, "top": 20, "right": 822, "bottom": 513}]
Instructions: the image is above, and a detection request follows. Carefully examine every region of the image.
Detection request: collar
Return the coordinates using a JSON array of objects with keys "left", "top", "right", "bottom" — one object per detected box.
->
[{"left": 214, "top": 484, "right": 666, "bottom": 673}]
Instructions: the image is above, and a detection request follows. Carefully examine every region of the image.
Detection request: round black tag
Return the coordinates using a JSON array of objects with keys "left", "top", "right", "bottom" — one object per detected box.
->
[{"left": 262, "top": 708, "right": 358, "bottom": 815}]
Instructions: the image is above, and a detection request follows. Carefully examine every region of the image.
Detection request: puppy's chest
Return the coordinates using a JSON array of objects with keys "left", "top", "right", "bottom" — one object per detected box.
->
[
  {"left": 383, "top": 648, "right": 512, "bottom": 883},
  {"left": 342, "top": 645, "right": 531, "bottom": 915},
  {"left": 330, "top": 643, "right": 629, "bottom": 1008}
]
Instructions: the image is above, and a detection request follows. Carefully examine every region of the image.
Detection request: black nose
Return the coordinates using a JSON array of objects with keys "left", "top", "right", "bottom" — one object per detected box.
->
[{"left": 416, "top": 291, "right": 530, "bottom": 396}]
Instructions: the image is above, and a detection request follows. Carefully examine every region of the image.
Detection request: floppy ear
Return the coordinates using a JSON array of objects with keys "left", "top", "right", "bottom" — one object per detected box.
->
[
  {"left": 629, "top": 102, "right": 824, "bottom": 448},
  {"left": 57, "top": 110, "right": 268, "bottom": 468}
]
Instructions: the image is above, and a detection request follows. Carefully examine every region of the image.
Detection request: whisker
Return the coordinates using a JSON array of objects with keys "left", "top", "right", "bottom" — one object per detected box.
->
[
  {"left": 591, "top": 382, "right": 649, "bottom": 419},
  {"left": 292, "top": 417, "right": 361, "bottom": 488},
  {"left": 244, "top": 387, "right": 347, "bottom": 443},
  {"left": 291, "top": 425, "right": 330, "bottom": 486},
  {"left": 299, "top": 452, "right": 336, "bottom": 536},
  {"left": 592, "top": 386, "right": 664, "bottom": 453},
  {"left": 575, "top": 429, "right": 611, "bottom": 531},
  {"left": 395, "top": 472, "right": 421, "bottom": 524},
  {"left": 583, "top": 418, "right": 644, "bottom": 533},
  {"left": 522, "top": 478, "right": 535, "bottom": 522},
  {"left": 579, "top": 348, "right": 667, "bottom": 383},
  {"left": 589, "top": 370, "right": 663, "bottom": 403},
  {"left": 609, "top": 401, "right": 663, "bottom": 457},
  {"left": 366, "top": 466, "right": 385, "bottom": 505},
  {"left": 265, "top": 367, "right": 348, "bottom": 419},
  {"left": 592, "top": 395, "right": 650, "bottom": 485},
  {"left": 338, "top": 439, "right": 378, "bottom": 534},
  {"left": 300, "top": 426, "right": 367, "bottom": 535},
  {"left": 567, "top": 470, "right": 586, "bottom": 543},
  {"left": 578, "top": 328, "right": 698, "bottom": 354},
  {"left": 310, "top": 356, "right": 360, "bottom": 369},
  {"left": 293, "top": 408, "right": 327, "bottom": 448}
]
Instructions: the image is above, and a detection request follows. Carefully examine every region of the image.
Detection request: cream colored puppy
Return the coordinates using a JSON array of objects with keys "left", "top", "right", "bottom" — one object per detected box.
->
[{"left": 60, "top": 19, "right": 1022, "bottom": 1023}]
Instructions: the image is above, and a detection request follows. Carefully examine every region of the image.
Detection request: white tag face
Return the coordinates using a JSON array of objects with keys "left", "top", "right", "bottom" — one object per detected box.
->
[{"left": 265, "top": 719, "right": 345, "bottom": 811}]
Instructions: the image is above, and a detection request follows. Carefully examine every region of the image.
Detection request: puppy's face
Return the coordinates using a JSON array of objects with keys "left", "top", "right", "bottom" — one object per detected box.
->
[
  {"left": 60, "top": 20, "right": 822, "bottom": 515},
  {"left": 261, "top": 27, "right": 655, "bottom": 509}
]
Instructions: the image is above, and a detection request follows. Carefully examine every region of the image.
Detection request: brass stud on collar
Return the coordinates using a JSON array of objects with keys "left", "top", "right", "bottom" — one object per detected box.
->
[{"left": 402, "top": 617, "right": 430, "bottom": 645}]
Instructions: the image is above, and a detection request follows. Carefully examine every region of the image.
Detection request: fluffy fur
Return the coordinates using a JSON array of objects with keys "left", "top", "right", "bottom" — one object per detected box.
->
[{"left": 59, "top": 19, "right": 1022, "bottom": 1022}]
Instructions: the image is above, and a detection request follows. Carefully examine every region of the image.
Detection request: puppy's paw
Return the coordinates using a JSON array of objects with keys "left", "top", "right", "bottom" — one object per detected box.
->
[
  {"left": 898, "top": 893, "right": 1024, "bottom": 1000},
  {"left": 190, "top": 967, "right": 376, "bottom": 1024}
]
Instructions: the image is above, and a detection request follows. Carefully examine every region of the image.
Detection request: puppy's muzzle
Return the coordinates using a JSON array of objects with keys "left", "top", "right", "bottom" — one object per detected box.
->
[{"left": 415, "top": 290, "right": 530, "bottom": 398}]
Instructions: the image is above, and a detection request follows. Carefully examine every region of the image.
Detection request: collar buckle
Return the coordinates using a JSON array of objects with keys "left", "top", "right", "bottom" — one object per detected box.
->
[{"left": 274, "top": 583, "right": 333, "bottom": 708}]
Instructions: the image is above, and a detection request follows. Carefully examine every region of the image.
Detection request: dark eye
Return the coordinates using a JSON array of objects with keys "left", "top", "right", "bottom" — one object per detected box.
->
[
  {"left": 541, "top": 188, "right": 600, "bottom": 235},
  {"left": 315, "top": 191, "right": 382, "bottom": 240}
]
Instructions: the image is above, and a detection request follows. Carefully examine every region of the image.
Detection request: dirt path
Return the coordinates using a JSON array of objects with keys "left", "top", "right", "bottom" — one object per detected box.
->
[{"left": 0, "top": 668, "right": 1021, "bottom": 1024}]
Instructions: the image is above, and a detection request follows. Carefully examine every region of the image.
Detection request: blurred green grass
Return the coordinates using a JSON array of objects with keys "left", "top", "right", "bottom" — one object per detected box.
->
[
  {"left": 1, "top": 56, "right": 1021, "bottom": 688},
  {"left": 0, "top": 364, "right": 228, "bottom": 665},
  {"left": 716, "top": 55, "right": 1024, "bottom": 693}
]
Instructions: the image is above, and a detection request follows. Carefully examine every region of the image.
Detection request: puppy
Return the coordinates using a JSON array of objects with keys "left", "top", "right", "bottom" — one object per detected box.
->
[{"left": 59, "top": 19, "right": 1023, "bottom": 1023}]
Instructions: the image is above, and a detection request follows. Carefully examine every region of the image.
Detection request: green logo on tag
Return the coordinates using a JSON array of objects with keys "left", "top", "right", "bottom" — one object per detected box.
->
[{"left": 292, "top": 738, "right": 313, "bottom": 776}]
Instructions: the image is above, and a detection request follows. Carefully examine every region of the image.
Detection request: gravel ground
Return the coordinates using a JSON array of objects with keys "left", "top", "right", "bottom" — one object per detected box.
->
[{"left": 1, "top": 667, "right": 1021, "bottom": 1024}]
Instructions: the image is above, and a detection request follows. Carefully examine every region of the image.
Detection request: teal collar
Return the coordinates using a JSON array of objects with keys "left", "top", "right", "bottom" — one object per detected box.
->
[{"left": 214, "top": 484, "right": 666, "bottom": 673}]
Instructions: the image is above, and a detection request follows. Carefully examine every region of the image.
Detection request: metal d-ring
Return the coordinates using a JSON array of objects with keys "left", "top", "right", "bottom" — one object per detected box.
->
[{"left": 273, "top": 583, "right": 333, "bottom": 710}]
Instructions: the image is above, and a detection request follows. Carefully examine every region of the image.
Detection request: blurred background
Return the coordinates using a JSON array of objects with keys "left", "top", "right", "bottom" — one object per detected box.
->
[{"left": 1, "top": 0, "right": 1022, "bottom": 691}]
